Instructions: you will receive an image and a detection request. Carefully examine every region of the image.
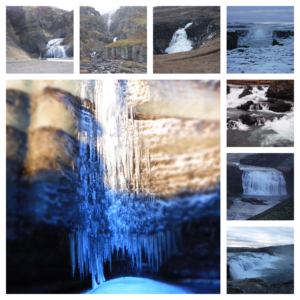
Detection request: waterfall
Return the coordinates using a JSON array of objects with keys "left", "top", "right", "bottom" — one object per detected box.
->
[
  {"left": 69, "top": 80, "right": 220, "bottom": 288},
  {"left": 228, "top": 252, "right": 281, "bottom": 279},
  {"left": 40, "top": 38, "right": 69, "bottom": 59},
  {"left": 165, "top": 23, "right": 193, "bottom": 54},
  {"left": 240, "top": 165, "right": 287, "bottom": 195},
  {"left": 107, "top": 13, "right": 112, "bottom": 33}
]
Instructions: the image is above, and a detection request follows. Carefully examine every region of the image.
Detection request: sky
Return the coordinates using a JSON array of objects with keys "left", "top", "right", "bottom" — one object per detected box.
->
[
  {"left": 227, "top": 6, "right": 294, "bottom": 23},
  {"left": 227, "top": 227, "right": 294, "bottom": 248}
]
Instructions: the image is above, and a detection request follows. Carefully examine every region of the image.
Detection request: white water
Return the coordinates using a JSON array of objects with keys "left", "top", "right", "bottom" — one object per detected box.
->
[
  {"left": 240, "top": 165, "right": 287, "bottom": 196},
  {"left": 228, "top": 252, "right": 282, "bottom": 279},
  {"left": 165, "top": 23, "right": 193, "bottom": 54},
  {"left": 41, "top": 38, "right": 69, "bottom": 59}
]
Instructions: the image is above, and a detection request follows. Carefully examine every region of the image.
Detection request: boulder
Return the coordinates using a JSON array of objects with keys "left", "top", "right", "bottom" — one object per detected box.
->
[
  {"left": 238, "top": 88, "right": 253, "bottom": 99},
  {"left": 238, "top": 114, "right": 256, "bottom": 125},
  {"left": 237, "top": 100, "right": 253, "bottom": 110},
  {"left": 266, "top": 80, "right": 294, "bottom": 100},
  {"left": 268, "top": 100, "right": 292, "bottom": 112},
  {"left": 227, "top": 85, "right": 230, "bottom": 94}
]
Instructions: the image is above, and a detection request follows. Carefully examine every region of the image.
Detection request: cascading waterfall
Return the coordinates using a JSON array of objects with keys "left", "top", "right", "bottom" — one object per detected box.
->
[
  {"left": 228, "top": 252, "right": 281, "bottom": 279},
  {"left": 165, "top": 23, "right": 193, "bottom": 54},
  {"left": 40, "top": 38, "right": 69, "bottom": 59},
  {"left": 69, "top": 80, "right": 219, "bottom": 288},
  {"left": 240, "top": 165, "right": 287, "bottom": 196}
]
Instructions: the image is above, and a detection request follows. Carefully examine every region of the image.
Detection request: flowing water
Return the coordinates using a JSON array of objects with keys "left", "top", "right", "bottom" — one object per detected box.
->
[
  {"left": 165, "top": 23, "right": 193, "bottom": 54},
  {"left": 227, "top": 163, "right": 288, "bottom": 220},
  {"left": 40, "top": 38, "right": 71, "bottom": 59},
  {"left": 227, "top": 85, "right": 294, "bottom": 147},
  {"left": 227, "top": 22, "right": 294, "bottom": 73}
]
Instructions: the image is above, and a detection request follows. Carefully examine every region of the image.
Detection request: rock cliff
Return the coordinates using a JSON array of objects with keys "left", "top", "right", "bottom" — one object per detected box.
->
[
  {"left": 6, "top": 6, "right": 73, "bottom": 59},
  {"left": 80, "top": 6, "right": 147, "bottom": 71}
]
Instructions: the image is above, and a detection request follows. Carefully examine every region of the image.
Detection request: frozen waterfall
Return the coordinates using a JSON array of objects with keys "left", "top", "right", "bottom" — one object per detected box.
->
[
  {"left": 69, "top": 80, "right": 219, "bottom": 288},
  {"left": 240, "top": 165, "right": 287, "bottom": 196},
  {"left": 165, "top": 23, "right": 193, "bottom": 54}
]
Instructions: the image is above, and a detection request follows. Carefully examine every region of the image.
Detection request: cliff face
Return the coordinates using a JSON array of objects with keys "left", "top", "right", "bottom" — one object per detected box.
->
[
  {"left": 6, "top": 6, "right": 73, "bottom": 59},
  {"left": 80, "top": 6, "right": 147, "bottom": 64},
  {"left": 80, "top": 6, "right": 110, "bottom": 59}
]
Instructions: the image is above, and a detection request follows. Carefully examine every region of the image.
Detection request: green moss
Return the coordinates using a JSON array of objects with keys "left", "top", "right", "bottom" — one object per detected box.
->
[
  {"left": 105, "top": 29, "right": 147, "bottom": 48},
  {"left": 128, "top": 12, "right": 147, "bottom": 26}
]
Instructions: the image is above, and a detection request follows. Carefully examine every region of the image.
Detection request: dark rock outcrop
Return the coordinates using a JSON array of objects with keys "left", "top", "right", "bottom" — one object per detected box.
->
[
  {"left": 272, "top": 39, "right": 283, "bottom": 46},
  {"left": 238, "top": 114, "right": 256, "bottom": 125},
  {"left": 227, "top": 85, "right": 230, "bottom": 94},
  {"left": 273, "top": 30, "right": 294, "bottom": 39},
  {"left": 227, "top": 32, "right": 238, "bottom": 50},
  {"left": 237, "top": 100, "right": 253, "bottom": 110},
  {"left": 240, "top": 198, "right": 268, "bottom": 205},
  {"left": 238, "top": 88, "right": 253, "bottom": 99},
  {"left": 268, "top": 100, "right": 292, "bottom": 112},
  {"left": 227, "top": 162, "right": 243, "bottom": 196},
  {"left": 266, "top": 80, "right": 294, "bottom": 101}
]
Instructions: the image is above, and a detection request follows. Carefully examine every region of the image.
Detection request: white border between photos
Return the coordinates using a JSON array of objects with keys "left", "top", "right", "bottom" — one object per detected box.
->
[{"left": 1, "top": 0, "right": 298, "bottom": 298}]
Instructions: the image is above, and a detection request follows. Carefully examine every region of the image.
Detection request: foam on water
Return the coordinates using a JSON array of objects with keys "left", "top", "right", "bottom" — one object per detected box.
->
[{"left": 165, "top": 23, "right": 193, "bottom": 54}]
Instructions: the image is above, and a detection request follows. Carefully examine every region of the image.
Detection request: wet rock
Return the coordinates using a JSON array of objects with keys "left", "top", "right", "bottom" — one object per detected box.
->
[
  {"left": 227, "top": 85, "right": 230, "bottom": 94},
  {"left": 241, "top": 198, "right": 268, "bottom": 205},
  {"left": 238, "top": 49, "right": 244, "bottom": 52},
  {"left": 272, "top": 39, "right": 284, "bottom": 46},
  {"left": 227, "top": 199, "right": 233, "bottom": 209},
  {"left": 268, "top": 100, "right": 292, "bottom": 112},
  {"left": 238, "top": 114, "right": 257, "bottom": 125},
  {"left": 227, "top": 162, "right": 243, "bottom": 196},
  {"left": 227, "top": 32, "right": 238, "bottom": 50},
  {"left": 257, "top": 85, "right": 263, "bottom": 91},
  {"left": 238, "top": 88, "right": 253, "bottom": 99},
  {"left": 266, "top": 80, "right": 294, "bottom": 100},
  {"left": 237, "top": 100, "right": 254, "bottom": 110}
]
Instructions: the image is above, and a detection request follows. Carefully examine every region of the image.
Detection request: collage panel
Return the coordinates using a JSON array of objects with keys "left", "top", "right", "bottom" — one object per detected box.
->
[
  {"left": 80, "top": 6, "right": 147, "bottom": 74},
  {"left": 227, "top": 80, "right": 294, "bottom": 147},
  {"left": 153, "top": 6, "right": 220, "bottom": 74},
  {"left": 6, "top": 6, "right": 74, "bottom": 74},
  {"left": 227, "top": 227, "right": 294, "bottom": 294},
  {"left": 227, "top": 153, "right": 294, "bottom": 220},
  {"left": 6, "top": 80, "right": 220, "bottom": 294},
  {"left": 227, "top": 6, "right": 294, "bottom": 74}
]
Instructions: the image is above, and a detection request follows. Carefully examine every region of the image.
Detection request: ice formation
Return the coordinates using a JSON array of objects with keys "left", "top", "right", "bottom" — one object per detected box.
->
[
  {"left": 69, "top": 80, "right": 219, "bottom": 288},
  {"left": 40, "top": 38, "right": 70, "bottom": 59}
]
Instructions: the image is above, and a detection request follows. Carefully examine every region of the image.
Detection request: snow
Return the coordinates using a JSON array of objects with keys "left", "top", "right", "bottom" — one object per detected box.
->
[
  {"left": 86, "top": 277, "right": 192, "bottom": 294},
  {"left": 227, "top": 23, "right": 294, "bottom": 73},
  {"left": 165, "top": 23, "right": 193, "bottom": 54}
]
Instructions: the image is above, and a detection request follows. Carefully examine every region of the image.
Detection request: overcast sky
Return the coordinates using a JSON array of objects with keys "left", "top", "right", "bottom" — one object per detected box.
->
[
  {"left": 227, "top": 227, "right": 294, "bottom": 248},
  {"left": 227, "top": 6, "right": 294, "bottom": 23}
]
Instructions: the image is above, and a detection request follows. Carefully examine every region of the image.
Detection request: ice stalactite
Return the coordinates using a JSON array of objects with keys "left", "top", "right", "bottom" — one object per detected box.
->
[{"left": 70, "top": 80, "right": 219, "bottom": 287}]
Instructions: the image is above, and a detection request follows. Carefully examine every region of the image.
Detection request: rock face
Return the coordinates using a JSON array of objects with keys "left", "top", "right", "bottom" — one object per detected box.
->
[
  {"left": 237, "top": 101, "right": 254, "bottom": 110},
  {"left": 227, "top": 162, "right": 243, "bottom": 196},
  {"left": 273, "top": 30, "right": 294, "bottom": 39},
  {"left": 227, "top": 32, "right": 238, "bottom": 50},
  {"left": 266, "top": 80, "right": 294, "bottom": 101},
  {"left": 268, "top": 100, "right": 292, "bottom": 112},
  {"left": 6, "top": 6, "right": 73, "bottom": 59},
  {"left": 80, "top": 6, "right": 147, "bottom": 65}
]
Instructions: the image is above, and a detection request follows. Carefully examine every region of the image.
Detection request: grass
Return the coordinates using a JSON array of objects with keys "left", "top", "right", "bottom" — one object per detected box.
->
[
  {"left": 80, "top": 58, "right": 91, "bottom": 63},
  {"left": 80, "top": 69, "right": 90, "bottom": 74},
  {"left": 128, "top": 13, "right": 147, "bottom": 26},
  {"left": 123, "top": 61, "right": 147, "bottom": 68},
  {"left": 105, "top": 30, "right": 147, "bottom": 48}
]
